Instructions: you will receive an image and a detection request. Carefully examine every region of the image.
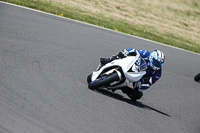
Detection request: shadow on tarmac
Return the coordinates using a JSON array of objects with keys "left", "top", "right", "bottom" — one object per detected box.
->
[{"left": 92, "top": 88, "right": 171, "bottom": 117}]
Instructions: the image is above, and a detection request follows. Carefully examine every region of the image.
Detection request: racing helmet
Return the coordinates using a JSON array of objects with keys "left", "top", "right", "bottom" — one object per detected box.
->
[{"left": 149, "top": 50, "right": 165, "bottom": 71}]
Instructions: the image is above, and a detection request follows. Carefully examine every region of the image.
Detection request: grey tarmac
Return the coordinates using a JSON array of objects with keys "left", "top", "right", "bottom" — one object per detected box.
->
[{"left": 0, "top": 2, "right": 200, "bottom": 133}]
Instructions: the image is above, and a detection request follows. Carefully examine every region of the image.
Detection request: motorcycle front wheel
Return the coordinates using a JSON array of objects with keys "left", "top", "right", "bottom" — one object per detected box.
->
[
  {"left": 88, "top": 73, "right": 119, "bottom": 90},
  {"left": 87, "top": 73, "right": 92, "bottom": 84}
]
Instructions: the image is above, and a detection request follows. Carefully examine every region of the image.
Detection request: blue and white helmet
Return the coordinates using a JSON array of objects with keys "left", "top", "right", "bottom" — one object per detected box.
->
[{"left": 149, "top": 50, "right": 165, "bottom": 71}]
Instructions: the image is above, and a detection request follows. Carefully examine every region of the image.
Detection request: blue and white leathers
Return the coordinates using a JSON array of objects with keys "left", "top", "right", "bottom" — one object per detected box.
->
[{"left": 125, "top": 48, "right": 162, "bottom": 90}]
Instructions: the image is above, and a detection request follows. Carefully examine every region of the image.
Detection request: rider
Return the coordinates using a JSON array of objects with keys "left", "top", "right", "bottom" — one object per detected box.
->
[{"left": 100, "top": 48, "right": 165, "bottom": 101}]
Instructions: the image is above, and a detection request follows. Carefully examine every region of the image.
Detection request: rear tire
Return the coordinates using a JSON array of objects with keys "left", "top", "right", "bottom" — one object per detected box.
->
[
  {"left": 88, "top": 73, "right": 119, "bottom": 90},
  {"left": 128, "top": 91, "right": 143, "bottom": 101},
  {"left": 194, "top": 73, "right": 200, "bottom": 82}
]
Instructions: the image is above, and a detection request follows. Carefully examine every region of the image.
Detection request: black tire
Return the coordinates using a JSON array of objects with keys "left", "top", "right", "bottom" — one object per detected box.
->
[
  {"left": 87, "top": 74, "right": 92, "bottom": 84},
  {"left": 194, "top": 73, "right": 200, "bottom": 82},
  {"left": 88, "top": 73, "right": 119, "bottom": 90},
  {"left": 127, "top": 91, "right": 143, "bottom": 101}
]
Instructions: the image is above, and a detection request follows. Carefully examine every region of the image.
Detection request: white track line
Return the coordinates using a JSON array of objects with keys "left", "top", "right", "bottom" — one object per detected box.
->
[{"left": 1, "top": 1, "right": 199, "bottom": 56}]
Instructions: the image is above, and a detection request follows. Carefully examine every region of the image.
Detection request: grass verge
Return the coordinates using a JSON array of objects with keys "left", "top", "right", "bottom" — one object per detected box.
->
[{"left": 1, "top": 0, "right": 200, "bottom": 53}]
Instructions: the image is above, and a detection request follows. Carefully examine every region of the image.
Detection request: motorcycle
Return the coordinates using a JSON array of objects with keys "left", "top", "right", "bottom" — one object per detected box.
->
[{"left": 87, "top": 50, "right": 147, "bottom": 91}]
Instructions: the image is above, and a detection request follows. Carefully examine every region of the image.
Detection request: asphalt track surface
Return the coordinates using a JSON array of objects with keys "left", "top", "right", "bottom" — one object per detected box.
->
[{"left": 0, "top": 2, "right": 200, "bottom": 133}]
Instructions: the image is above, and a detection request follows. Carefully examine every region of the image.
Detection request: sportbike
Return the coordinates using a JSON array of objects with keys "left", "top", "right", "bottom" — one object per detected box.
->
[{"left": 87, "top": 51, "right": 147, "bottom": 90}]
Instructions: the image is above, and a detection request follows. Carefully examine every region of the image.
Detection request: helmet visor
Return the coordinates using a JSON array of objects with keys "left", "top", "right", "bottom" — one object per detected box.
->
[{"left": 152, "top": 57, "right": 161, "bottom": 68}]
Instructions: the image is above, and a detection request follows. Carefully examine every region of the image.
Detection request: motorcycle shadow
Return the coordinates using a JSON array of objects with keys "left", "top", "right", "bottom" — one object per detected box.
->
[{"left": 92, "top": 88, "right": 171, "bottom": 117}]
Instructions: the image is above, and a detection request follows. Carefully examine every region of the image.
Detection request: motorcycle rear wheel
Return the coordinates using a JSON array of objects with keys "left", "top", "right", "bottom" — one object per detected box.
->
[{"left": 88, "top": 73, "right": 119, "bottom": 90}]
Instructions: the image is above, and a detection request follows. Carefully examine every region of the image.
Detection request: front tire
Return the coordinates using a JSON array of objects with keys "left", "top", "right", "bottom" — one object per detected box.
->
[
  {"left": 87, "top": 74, "right": 92, "bottom": 84},
  {"left": 88, "top": 73, "right": 119, "bottom": 90},
  {"left": 194, "top": 73, "right": 200, "bottom": 82}
]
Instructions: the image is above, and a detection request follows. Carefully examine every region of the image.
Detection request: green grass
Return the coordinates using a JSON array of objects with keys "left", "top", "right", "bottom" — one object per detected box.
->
[{"left": 1, "top": 0, "right": 200, "bottom": 53}]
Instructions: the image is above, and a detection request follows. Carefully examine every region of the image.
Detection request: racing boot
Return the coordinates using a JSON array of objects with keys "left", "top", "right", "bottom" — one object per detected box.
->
[
  {"left": 100, "top": 58, "right": 111, "bottom": 65},
  {"left": 96, "top": 57, "right": 111, "bottom": 71},
  {"left": 100, "top": 49, "right": 130, "bottom": 65},
  {"left": 100, "top": 55, "right": 119, "bottom": 65}
]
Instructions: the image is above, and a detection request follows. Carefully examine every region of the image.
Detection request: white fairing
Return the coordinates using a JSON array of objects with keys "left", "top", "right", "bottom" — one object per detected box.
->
[{"left": 91, "top": 51, "right": 147, "bottom": 90}]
